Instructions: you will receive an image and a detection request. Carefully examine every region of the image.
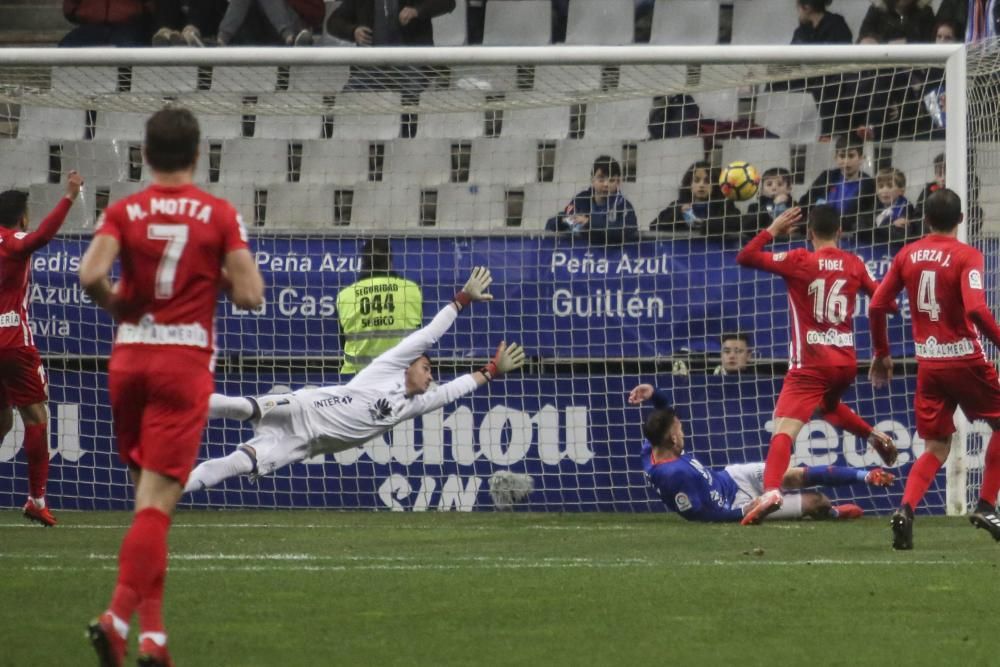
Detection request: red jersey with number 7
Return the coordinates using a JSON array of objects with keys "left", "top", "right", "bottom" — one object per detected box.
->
[
  {"left": 94, "top": 183, "right": 249, "bottom": 359},
  {"left": 737, "top": 230, "right": 878, "bottom": 369},
  {"left": 869, "top": 234, "right": 1000, "bottom": 366}
]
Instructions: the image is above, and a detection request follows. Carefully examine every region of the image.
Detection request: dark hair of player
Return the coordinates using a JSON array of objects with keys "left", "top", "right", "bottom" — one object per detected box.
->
[
  {"left": 923, "top": 188, "right": 963, "bottom": 231},
  {"left": 721, "top": 332, "right": 752, "bottom": 346},
  {"left": 834, "top": 133, "right": 864, "bottom": 154},
  {"left": 360, "top": 237, "right": 393, "bottom": 276},
  {"left": 761, "top": 167, "right": 792, "bottom": 187},
  {"left": 144, "top": 106, "right": 200, "bottom": 173},
  {"left": 592, "top": 155, "right": 622, "bottom": 179},
  {"left": 0, "top": 190, "right": 28, "bottom": 229},
  {"left": 808, "top": 205, "right": 841, "bottom": 239},
  {"left": 933, "top": 153, "right": 945, "bottom": 169},
  {"left": 643, "top": 408, "right": 677, "bottom": 449}
]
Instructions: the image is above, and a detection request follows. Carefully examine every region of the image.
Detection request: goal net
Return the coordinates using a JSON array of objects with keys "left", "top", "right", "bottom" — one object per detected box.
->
[{"left": 0, "top": 43, "right": 992, "bottom": 515}]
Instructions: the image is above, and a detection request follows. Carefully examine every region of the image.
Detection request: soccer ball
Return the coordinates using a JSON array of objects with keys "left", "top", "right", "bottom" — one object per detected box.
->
[{"left": 719, "top": 161, "right": 760, "bottom": 201}]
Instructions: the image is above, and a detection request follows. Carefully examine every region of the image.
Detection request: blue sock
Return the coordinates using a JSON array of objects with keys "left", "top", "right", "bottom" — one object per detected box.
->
[{"left": 802, "top": 465, "right": 866, "bottom": 487}]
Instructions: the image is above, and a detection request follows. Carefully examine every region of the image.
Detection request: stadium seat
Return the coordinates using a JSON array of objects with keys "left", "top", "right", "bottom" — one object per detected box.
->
[
  {"left": 618, "top": 65, "right": 688, "bottom": 93},
  {"left": 483, "top": 0, "right": 551, "bottom": 45},
  {"left": 838, "top": 0, "right": 873, "bottom": 40},
  {"left": 383, "top": 139, "right": 453, "bottom": 187},
  {"left": 171, "top": 94, "right": 245, "bottom": 140},
  {"left": 210, "top": 66, "right": 279, "bottom": 93},
  {"left": 891, "top": 140, "right": 945, "bottom": 201},
  {"left": 51, "top": 67, "right": 120, "bottom": 94},
  {"left": 720, "top": 139, "right": 794, "bottom": 177},
  {"left": 18, "top": 106, "right": 87, "bottom": 141},
  {"left": 298, "top": 140, "right": 369, "bottom": 186},
  {"left": 131, "top": 66, "right": 198, "bottom": 93},
  {"left": 565, "top": 0, "right": 634, "bottom": 45},
  {"left": 730, "top": 0, "right": 799, "bottom": 45},
  {"left": 56, "top": 140, "right": 131, "bottom": 185},
  {"left": 109, "top": 180, "right": 145, "bottom": 202},
  {"left": 28, "top": 183, "right": 91, "bottom": 231},
  {"left": 330, "top": 91, "right": 401, "bottom": 141},
  {"left": 650, "top": 0, "right": 720, "bottom": 45},
  {"left": 585, "top": 98, "right": 653, "bottom": 140},
  {"left": 348, "top": 183, "right": 421, "bottom": 229},
  {"left": 204, "top": 183, "right": 259, "bottom": 226},
  {"left": 533, "top": 65, "right": 603, "bottom": 93},
  {"left": 434, "top": 183, "right": 507, "bottom": 230},
  {"left": 522, "top": 182, "right": 571, "bottom": 228},
  {"left": 450, "top": 65, "right": 521, "bottom": 93},
  {"left": 93, "top": 110, "right": 146, "bottom": 142},
  {"left": 253, "top": 94, "right": 325, "bottom": 140},
  {"left": 692, "top": 88, "right": 741, "bottom": 122},
  {"left": 628, "top": 180, "right": 672, "bottom": 227},
  {"left": 634, "top": 138, "right": 705, "bottom": 189},
  {"left": 502, "top": 92, "right": 570, "bottom": 139},
  {"left": 553, "top": 138, "right": 630, "bottom": 191},
  {"left": 416, "top": 90, "right": 485, "bottom": 139},
  {"left": 265, "top": 183, "right": 336, "bottom": 229},
  {"left": 288, "top": 65, "right": 351, "bottom": 93},
  {"left": 219, "top": 139, "right": 291, "bottom": 185},
  {"left": 753, "top": 91, "right": 820, "bottom": 142},
  {"left": 975, "top": 142, "right": 1000, "bottom": 232},
  {"left": 433, "top": 0, "right": 467, "bottom": 45},
  {"left": 469, "top": 138, "right": 539, "bottom": 186},
  {"left": 0, "top": 139, "right": 50, "bottom": 187}
]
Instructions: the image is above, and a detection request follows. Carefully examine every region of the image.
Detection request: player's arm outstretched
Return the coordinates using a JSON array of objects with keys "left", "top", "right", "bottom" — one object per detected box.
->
[
  {"left": 5, "top": 172, "right": 83, "bottom": 256},
  {"left": 628, "top": 383, "right": 673, "bottom": 410},
  {"left": 735, "top": 206, "right": 805, "bottom": 274}
]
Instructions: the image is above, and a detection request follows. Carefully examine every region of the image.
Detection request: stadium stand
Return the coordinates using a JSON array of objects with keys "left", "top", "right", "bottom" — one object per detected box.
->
[
  {"left": 298, "top": 139, "right": 370, "bottom": 185},
  {"left": 649, "top": 0, "right": 721, "bottom": 45},
  {"left": 0, "top": 139, "right": 50, "bottom": 187},
  {"left": 753, "top": 91, "right": 822, "bottom": 142},
  {"left": 565, "top": 0, "right": 635, "bottom": 46},
  {"left": 482, "top": 0, "right": 551, "bottom": 46},
  {"left": 730, "top": 0, "right": 799, "bottom": 45}
]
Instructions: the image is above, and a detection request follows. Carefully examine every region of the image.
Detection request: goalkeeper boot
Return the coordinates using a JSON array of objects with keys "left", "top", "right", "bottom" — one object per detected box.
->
[
  {"left": 864, "top": 468, "right": 896, "bottom": 487},
  {"left": 968, "top": 504, "right": 1000, "bottom": 542},
  {"left": 740, "top": 489, "right": 783, "bottom": 526},
  {"left": 88, "top": 613, "right": 127, "bottom": 667},
  {"left": 137, "top": 636, "right": 174, "bottom": 667},
  {"left": 890, "top": 507, "right": 913, "bottom": 550},
  {"left": 832, "top": 504, "right": 864, "bottom": 519},
  {"left": 868, "top": 431, "right": 898, "bottom": 467},
  {"left": 23, "top": 499, "right": 57, "bottom": 526}
]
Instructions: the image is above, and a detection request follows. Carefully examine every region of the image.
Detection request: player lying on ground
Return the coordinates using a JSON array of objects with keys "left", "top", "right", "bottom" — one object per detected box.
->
[
  {"left": 629, "top": 385, "right": 895, "bottom": 522},
  {"left": 184, "top": 267, "right": 525, "bottom": 492},
  {"left": 869, "top": 188, "right": 1000, "bottom": 550},
  {"left": 0, "top": 172, "right": 84, "bottom": 526},
  {"left": 735, "top": 205, "right": 898, "bottom": 525}
]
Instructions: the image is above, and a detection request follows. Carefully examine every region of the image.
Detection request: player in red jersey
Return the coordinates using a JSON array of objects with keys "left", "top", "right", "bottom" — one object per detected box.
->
[
  {"left": 869, "top": 188, "right": 1000, "bottom": 550},
  {"left": 0, "top": 173, "right": 83, "bottom": 526},
  {"left": 736, "top": 205, "right": 898, "bottom": 525},
  {"left": 80, "top": 107, "right": 264, "bottom": 667}
]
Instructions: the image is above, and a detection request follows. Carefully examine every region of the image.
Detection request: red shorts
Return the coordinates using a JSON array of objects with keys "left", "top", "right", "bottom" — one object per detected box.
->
[
  {"left": 773, "top": 366, "right": 857, "bottom": 423},
  {"left": 915, "top": 362, "right": 1000, "bottom": 440},
  {"left": 0, "top": 346, "right": 47, "bottom": 407},
  {"left": 109, "top": 346, "right": 214, "bottom": 484}
]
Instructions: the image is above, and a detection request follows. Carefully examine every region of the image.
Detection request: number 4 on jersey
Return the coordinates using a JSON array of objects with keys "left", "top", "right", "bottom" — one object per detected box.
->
[{"left": 917, "top": 270, "right": 941, "bottom": 321}]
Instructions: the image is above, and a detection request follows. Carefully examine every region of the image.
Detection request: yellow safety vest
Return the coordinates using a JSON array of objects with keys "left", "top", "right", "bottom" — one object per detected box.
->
[{"left": 336, "top": 275, "right": 423, "bottom": 374}]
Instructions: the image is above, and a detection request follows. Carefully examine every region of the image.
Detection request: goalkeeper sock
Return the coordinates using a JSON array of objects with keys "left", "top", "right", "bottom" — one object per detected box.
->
[
  {"left": 978, "top": 430, "right": 1000, "bottom": 509},
  {"left": 110, "top": 508, "right": 170, "bottom": 625},
  {"left": 183, "top": 449, "right": 255, "bottom": 493},
  {"left": 802, "top": 465, "right": 867, "bottom": 487},
  {"left": 208, "top": 394, "right": 255, "bottom": 421},
  {"left": 901, "top": 452, "right": 944, "bottom": 511},
  {"left": 23, "top": 423, "right": 48, "bottom": 500},
  {"left": 822, "top": 402, "right": 871, "bottom": 438},
  {"left": 763, "top": 433, "right": 793, "bottom": 491}
]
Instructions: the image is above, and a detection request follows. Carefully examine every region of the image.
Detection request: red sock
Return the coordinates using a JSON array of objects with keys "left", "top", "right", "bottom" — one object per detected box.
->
[
  {"left": 979, "top": 431, "right": 1000, "bottom": 508},
  {"left": 109, "top": 508, "right": 171, "bottom": 624},
  {"left": 902, "top": 452, "right": 944, "bottom": 510},
  {"left": 22, "top": 423, "right": 48, "bottom": 499},
  {"left": 822, "top": 402, "right": 872, "bottom": 439},
  {"left": 138, "top": 570, "right": 165, "bottom": 636},
  {"left": 764, "top": 433, "right": 793, "bottom": 491}
]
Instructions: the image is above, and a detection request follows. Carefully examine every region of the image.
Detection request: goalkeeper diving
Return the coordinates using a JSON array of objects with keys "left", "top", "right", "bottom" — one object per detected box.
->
[
  {"left": 630, "top": 384, "right": 896, "bottom": 522},
  {"left": 185, "top": 267, "right": 525, "bottom": 492}
]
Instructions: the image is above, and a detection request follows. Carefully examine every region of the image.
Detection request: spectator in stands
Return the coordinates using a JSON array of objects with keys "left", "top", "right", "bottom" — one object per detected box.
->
[
  {"left": 860, "top": 0, "right": 936, "bottom": 43},
  {"left": 743, "top": 167, "right": 797, "bottom": 234},
  {"left": 217, "top": 0, "right": 323, "bottom": 46},
  {"left": 915, "top": 152, "right": 945, "bottom": 221},
  {"left": 934, "top": 0, "right": 996, "bottom": 41},
  {"left": 857, "top": 167, "right": 919, "bottom": 244},
  {"left": 650, "top": 161, "right": 742, "bottom": 238},
  {"left": 792, "top": 0, "right": 853, "bottom": 43},
  {"left": 327, "top": 0, "right": 456, "bottom": 46},
  {"left": 713, "top": 333, "right": 753, "bottom": 376},
  {"left": 60, "top": 0, "right": 152, "bottom": 46},
  {"left": 150, "top": 0, "right": 226, "bottom": 46},
  {"left": 787, "top": 0, "right": 853, "bottom": 136},
  {"left": 546, "top": 156, "right": 639, "bottom": 245},
  {"left": 798, "top": 134, "right": 876, "bottom": 234}
]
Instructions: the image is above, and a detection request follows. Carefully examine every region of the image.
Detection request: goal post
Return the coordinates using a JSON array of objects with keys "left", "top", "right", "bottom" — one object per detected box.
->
[{"left": 0, "top": 42, "right": 993, "bottom": 516}]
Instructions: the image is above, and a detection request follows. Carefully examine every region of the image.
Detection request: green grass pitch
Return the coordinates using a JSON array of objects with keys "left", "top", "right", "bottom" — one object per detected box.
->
[{"left": 2, "top": 511, "right": 997, "bottom": 666}]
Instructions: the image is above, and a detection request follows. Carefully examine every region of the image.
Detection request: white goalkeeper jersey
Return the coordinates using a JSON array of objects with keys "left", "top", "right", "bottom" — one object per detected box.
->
[{"left": 288, "top": 303, "right": 479, "bottom": 455}]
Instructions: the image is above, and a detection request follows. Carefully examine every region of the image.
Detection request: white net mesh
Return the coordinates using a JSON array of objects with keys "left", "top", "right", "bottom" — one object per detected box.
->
[{"left": 0, "top": 44, "right": 992, "bottom": 514}]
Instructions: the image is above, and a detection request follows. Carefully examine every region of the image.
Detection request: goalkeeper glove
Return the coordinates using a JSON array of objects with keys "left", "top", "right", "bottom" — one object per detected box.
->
[
  {"left": 454, "top": 266, "right": 493, "bottom": 309},
  {"left": 480, "top": 341, "right": 526, "bottom": 381}
]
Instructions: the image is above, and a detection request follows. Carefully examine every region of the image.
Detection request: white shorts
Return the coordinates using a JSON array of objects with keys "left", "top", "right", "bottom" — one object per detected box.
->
[
  {"left": 725, "top": 462, "right": 803, "bottom": 520},
  {"left": 243, "top": 393, "right": 312, "bottom": 477}
]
